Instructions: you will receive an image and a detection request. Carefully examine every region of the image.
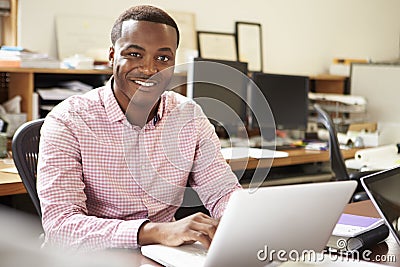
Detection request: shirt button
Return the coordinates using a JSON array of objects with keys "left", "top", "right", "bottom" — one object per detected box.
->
[{"left": 141, "top": 165, "right": 145, "bottom": 169}]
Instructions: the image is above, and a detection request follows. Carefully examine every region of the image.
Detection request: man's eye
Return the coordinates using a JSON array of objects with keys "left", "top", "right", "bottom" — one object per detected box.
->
[
  {"left": 157, "top": 55, "right": 169, "bottom": 62},
  {"left": 129, "top": 52, "right": 141, "bottom": 57}
]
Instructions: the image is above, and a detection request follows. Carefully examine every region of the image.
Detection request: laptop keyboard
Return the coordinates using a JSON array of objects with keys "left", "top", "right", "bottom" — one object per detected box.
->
[
  {"left": 141, "top": 242, "right": 207, "bottom": 267},
  {"left": 176, "top": 243, "right": 208, "bottom": 257}
]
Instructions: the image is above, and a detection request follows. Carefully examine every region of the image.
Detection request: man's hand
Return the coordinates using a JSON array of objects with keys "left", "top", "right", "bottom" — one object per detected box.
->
[{"left": 138, "top": 212, "right": 219, "bottom": 249}]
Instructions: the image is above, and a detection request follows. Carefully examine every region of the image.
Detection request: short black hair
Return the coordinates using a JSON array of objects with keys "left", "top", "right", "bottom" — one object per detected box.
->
[{"left": 111, "top": 5, "right": 180, "bottom": 47}]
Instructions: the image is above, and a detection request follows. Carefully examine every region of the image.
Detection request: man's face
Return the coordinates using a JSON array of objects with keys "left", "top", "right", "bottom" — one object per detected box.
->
[{"left": 109, "top": 20, "right": 177, "bottom": 112}]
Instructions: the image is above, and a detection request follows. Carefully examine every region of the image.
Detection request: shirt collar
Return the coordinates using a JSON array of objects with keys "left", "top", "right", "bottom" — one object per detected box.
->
[
  {"left": 145, "top": 90, "right": 166, "bottom": 129},
  {"left": 103, "top": 77, "right": 167, "bottom": 126},
  {"left": 103, "top": 78, "right": 126, "bottom": 123}
]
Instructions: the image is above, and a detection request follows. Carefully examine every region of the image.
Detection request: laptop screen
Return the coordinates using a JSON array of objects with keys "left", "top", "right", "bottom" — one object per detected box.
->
[{"left": 361, "top": 167, "right": 400, "bottom": 244}]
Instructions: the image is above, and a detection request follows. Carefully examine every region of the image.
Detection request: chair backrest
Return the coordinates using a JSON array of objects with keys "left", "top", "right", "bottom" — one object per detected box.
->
[
  {"left": 12, "top": 119, "right": 45, "bottom": 218},
  {"left": 313, "top": 104, "right": 350, "bottom": 181}
]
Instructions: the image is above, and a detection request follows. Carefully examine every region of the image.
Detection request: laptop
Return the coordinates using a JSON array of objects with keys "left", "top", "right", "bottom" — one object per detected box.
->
[
  {"left": 361, "top": 166, "right": 400, "bottom": 246},
  {"left": 141, "top": 181, "right": 357, "bottom": 267}
]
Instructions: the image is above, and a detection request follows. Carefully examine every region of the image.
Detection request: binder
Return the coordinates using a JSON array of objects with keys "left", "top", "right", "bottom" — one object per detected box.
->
[{"left": 327, "top": 223, "right": 389, "bottom": 252}]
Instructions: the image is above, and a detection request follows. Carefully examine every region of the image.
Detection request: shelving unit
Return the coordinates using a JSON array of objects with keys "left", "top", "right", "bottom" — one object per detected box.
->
[
  {"left": 308, "top": 92, "right": 368, "bottom": 132},
  {"left": 0, "top": 67, "right": 113, "bottom": 120}
]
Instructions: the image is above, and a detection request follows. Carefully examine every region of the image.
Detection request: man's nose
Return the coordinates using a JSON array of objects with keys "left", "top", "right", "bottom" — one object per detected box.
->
[{"left": 139, "top": 58, "right": 158, "bottom": 76}]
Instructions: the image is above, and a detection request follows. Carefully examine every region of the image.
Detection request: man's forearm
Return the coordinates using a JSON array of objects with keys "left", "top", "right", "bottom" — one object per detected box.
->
[{"left": 138, "top": 221, "right": 163, "bottom": 245}]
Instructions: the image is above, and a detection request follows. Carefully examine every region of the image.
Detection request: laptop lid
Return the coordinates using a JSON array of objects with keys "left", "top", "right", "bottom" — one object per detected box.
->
[
  {"left": 142, "top": 181, "right": 357, "bottom": 267},
  {"left": 361, "top": 166, "right": 400, "bottom": 245}
]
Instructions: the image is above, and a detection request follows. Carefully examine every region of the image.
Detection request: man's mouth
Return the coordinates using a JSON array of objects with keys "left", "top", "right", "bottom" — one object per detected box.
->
[{"left": 134, "top": 79, "right": 157, "bottom": 87}]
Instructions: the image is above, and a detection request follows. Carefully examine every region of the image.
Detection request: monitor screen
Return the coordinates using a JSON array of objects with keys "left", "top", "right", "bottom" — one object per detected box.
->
[
  {"left": 187, "top": 58, "right": 249, "bottom": 136},
  {"left": 362, "top": 167, "right": 400, "bottom": 245},
  {"left": 250, "top": 72, "right": 309, "bottom": 131}
]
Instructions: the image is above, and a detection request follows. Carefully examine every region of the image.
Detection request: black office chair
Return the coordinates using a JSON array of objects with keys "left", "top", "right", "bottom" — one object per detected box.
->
[
  {"left": 314, "top": 104, "right": 376, "bottom": 202},
  {"left": 12, "top": 118, "right": 45, "bottom": 218}
]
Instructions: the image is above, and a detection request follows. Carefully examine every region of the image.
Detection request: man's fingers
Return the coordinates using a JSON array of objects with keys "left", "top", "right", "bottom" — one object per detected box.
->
[
  {"left": 154, "top": 213, "right": 221, "bottom": 248},
  {"left": 191, "top": 213, "right": 220, "bottom": 229},
  {"left": 184, "top": 229, "right": 212, "bottom": 249},
  {"left": 193, "top": 220, "right": 218, "bottom": 239}
]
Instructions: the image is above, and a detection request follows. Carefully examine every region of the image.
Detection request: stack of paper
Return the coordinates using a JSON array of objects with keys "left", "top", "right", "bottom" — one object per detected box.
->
[
  {"left": 37, "top": 81, "right": 92, "bottom": 101},
  {"left": 37, "top": 88, "right": 88, "bottom": 101},
  {"left": 309, "top": 92, "right": 367, "bottom": 113},
  {"left": 0, "top": 47, "right": 60, "bottom": 68},
  {"left": 0, "top": 50, "right": 20, "bottom": 67}
]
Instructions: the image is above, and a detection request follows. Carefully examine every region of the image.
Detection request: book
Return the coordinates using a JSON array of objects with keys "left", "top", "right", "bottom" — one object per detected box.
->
[
  {"left": 0, "top": 49, "right": 60, "bottom": 69},
  {"left": 327, "top": 214, "right": 389, "bottom": 252},
  {"left": 332, "top": 213, "right": 384, "bottom": 237}
]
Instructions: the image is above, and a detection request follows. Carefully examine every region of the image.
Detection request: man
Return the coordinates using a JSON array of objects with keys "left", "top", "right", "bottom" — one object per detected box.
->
[{"left": 37, "top": 5, "right": 241, "bottom": 251}]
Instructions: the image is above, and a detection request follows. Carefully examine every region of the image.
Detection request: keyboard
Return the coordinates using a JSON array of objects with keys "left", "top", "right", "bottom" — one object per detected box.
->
[{"left": 141, "top": 242, "right": 207, "bottom": 267}]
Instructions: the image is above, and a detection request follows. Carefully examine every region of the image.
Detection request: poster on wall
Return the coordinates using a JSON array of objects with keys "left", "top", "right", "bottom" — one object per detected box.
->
[
  {"left": 235, "top": 22, "right": 263, "bottom": 72},
  {"left": 197, "top": 31, "right": 237, "bottom": 61},
  {"left": 168, "top": 10, "right": 197, "bottom": 70},
  {"left": 56, "top": 15, "right": 114, "bottom": 62}
]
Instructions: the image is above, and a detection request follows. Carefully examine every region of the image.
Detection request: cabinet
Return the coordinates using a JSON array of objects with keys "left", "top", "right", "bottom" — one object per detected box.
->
[
  {"left": 0, "top": 67, "right": 113, "bottom": 120},
  {"left": 309, "top": 74, "right": 349, "bottom": 94}
]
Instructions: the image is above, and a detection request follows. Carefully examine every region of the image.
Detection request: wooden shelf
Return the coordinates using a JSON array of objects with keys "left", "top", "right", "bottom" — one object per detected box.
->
[
  {"left": 0, "top": 67, "right": 112, "bottom": 75},
  {"left": 0, "top": 67, "right": 113, "bottom": 120}
]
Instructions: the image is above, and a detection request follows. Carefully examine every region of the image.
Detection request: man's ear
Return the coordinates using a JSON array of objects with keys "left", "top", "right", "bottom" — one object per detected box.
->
[{"left": 109, "top": 46, "right": 115, "bottom": 65}]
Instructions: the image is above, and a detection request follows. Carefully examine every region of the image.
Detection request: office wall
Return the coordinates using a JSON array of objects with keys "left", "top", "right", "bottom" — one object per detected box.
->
[{"left": 18, "top": 0, "right": 400, "bottom": 75}]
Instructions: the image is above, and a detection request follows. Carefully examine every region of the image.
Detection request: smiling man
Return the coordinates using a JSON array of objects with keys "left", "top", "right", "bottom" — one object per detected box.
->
[
  {"left": 110, "top": 16, "right": 176, "bottom": 127},
  {"left": 37, "top": 5, "right": 241, "bottom": 251}
]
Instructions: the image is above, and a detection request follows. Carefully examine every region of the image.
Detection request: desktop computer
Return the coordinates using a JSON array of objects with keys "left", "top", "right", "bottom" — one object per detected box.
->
[
  {"left": 248, "top": 72, "right": 310, "bottom": 148},
  {"left": 187, "top": 57, "right": 249, "bottom": 138}
]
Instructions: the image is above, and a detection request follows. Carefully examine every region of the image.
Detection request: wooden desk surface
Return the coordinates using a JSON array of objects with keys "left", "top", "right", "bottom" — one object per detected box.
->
[
  {"left": 228, "top": 147, "right": 358, "bottom": 171},
  {"left": 0, "top": 160, "right": 25, "bottom": 196},
  {"left": 0, "top": 147, "right": 358, "bottom": 197}
]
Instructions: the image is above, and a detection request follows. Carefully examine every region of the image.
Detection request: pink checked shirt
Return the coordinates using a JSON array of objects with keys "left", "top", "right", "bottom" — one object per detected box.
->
[{"left": 37, "top": 79, "right": 241, "bottom": 251}]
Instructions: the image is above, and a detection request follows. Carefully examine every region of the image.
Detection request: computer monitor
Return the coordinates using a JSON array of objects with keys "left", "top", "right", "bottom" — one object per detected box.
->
[
  {"left": 250, "top": 72, "right": 309, "bottom": 133},
  {"left": 187, "top": 58, "right": 249, "bottom": 137}
]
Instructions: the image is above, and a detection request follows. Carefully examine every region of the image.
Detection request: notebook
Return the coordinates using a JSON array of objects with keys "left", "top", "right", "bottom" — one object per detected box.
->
[
  {"left": 141, "top": 180, "right": 357, "bottom": 267},
  {"left": 361, "top": 166, "right": 400, "bottom": 246}
]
